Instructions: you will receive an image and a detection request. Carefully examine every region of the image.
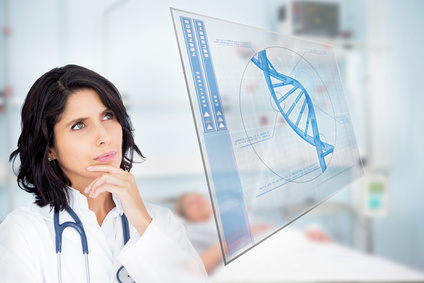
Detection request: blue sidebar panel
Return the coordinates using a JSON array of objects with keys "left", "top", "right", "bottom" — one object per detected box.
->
[{"left": 180, "top": 16, "right": 253, "bottom": 256}]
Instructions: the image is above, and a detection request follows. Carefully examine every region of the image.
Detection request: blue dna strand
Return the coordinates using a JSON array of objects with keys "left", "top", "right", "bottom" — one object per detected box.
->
[{"left": 251, "top": 50, "right": 333, "bottom": 172}]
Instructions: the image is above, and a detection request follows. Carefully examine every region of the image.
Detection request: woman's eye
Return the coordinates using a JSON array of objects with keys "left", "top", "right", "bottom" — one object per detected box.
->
[
  {"left": 103, "top": 112, "right": 114, "bottom": 121},
  {"left": 71, "top": 122, "right": 85, "bottom": 130}
]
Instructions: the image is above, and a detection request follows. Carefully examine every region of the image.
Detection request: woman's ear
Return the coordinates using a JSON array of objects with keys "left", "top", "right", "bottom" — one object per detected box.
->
[{"left": 48, "top": 147, "right": 57, "bottom": 161}]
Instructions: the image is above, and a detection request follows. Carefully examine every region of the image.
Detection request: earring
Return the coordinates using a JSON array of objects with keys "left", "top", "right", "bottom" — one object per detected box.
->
[{"left": 48, "top": 157, "right": 52, "bottom": 162}]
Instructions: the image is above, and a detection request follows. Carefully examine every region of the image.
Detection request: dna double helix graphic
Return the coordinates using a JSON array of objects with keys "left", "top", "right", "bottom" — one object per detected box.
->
[{"left": 251, "top": 50, "right": 334, "bottom": 172}]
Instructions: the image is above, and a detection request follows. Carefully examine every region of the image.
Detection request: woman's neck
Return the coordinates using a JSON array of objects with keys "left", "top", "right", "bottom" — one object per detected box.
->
[
  {"left": 86, "top": 192, "right": 116, "bottom": 226},
  {"left": 72, "top": 180, "right": 116, "bottom": 226}
]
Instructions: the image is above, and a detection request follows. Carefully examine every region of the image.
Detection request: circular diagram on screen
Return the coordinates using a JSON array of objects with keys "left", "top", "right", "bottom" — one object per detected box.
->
[{"left": 239, "top": 46, "right": 336, "bottom": 183}]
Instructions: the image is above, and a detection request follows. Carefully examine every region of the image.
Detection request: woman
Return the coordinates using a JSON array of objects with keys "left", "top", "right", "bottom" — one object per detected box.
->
[{"left": 0, "top": 65, "right": 209, "bottom": 282}]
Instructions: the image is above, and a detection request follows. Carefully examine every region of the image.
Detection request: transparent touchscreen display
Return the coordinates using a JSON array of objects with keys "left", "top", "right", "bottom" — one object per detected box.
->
[{"left": 171, "top": 8, "right": 364, "bottom": 264}]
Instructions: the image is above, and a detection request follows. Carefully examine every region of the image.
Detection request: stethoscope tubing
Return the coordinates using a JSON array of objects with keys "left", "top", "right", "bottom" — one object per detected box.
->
[
  {"left": 54, "top": 207, "right": 130, "bottom": 283},
  {"left": 54, "top": 206, "right": 88, "bottom": 254}
]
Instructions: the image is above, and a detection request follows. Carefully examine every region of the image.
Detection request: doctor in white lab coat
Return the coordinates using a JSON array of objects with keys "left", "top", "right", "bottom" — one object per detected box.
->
[{"left": 0, "top": 65, "right": 209, "bottom": 282}]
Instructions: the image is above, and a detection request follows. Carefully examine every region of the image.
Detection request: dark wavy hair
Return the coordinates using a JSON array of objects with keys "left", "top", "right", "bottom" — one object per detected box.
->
[{"left": 9, "top": 64, "right": 144, "bottom": 211}]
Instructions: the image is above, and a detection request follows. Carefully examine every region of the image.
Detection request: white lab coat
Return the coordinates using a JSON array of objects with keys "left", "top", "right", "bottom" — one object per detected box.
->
[{"left": 0, "top": 187, "right": 209, "bottom": 282}]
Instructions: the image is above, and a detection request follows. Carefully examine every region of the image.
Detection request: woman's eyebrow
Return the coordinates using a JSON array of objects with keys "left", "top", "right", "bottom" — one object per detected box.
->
[{"left": 101, "top": 108, "right": 113, "bottom": 115}]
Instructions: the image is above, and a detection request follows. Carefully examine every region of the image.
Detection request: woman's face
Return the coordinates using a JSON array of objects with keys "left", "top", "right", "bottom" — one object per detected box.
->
[
  {"left": 50, "top": 89, "right": 123, "bottom": 189},
  {"left": 182, "top": 193, "right": 213, "bottom": 222}
]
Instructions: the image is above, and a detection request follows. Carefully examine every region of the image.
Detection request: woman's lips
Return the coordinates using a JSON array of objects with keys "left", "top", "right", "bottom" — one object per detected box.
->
[{"left": 94, "top": 151, "right": 116, "bottom": 163}]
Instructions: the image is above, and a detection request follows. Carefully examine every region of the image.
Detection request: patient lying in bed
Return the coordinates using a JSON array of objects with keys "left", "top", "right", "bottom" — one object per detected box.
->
[{"left": 174, "top": 192, "right": 332, "bottom": 274}]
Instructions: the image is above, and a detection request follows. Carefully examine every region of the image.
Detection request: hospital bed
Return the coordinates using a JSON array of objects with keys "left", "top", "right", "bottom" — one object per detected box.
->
[{"left": 210, "top": 227, "right": 424, "bottom": 282}]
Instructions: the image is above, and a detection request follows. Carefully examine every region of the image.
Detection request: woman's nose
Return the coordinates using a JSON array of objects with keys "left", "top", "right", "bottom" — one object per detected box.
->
[{"left": 97, "top": 124, "right": 112, "bottom": 145}]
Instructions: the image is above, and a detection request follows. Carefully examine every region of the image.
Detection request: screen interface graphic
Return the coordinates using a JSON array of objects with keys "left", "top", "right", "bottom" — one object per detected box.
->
[{"left": 171, "top": 8, "right": 364, "bottom": 264}]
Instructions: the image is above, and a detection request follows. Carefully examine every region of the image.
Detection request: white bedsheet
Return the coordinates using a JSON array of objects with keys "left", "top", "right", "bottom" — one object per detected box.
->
[{"left": 211, "top": 228, "right": 424, "bottom": 282}]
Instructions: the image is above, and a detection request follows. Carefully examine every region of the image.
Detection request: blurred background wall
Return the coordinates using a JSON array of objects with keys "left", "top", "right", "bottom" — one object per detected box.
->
[{"left": 0, "top": 0, "right": 423, "bottom": 276}]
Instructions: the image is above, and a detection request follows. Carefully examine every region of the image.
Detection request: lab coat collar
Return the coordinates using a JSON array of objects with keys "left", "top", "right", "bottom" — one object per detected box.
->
[
  {"left": 29, "top": 186, "right": 124, "bottom": 221},
  {"left": 111, "top": 193, "right": 124, "bottom": 216}
]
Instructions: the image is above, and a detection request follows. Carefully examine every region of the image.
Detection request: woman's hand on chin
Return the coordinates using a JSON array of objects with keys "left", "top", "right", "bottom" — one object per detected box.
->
[{"left": 84, "top": 165, "right": 152, "bottom": 235}]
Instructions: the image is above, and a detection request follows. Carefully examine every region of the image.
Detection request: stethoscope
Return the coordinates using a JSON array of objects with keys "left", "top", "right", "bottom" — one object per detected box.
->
[{"left": 54, "top": 207, "right": 134, "bottom": 283}]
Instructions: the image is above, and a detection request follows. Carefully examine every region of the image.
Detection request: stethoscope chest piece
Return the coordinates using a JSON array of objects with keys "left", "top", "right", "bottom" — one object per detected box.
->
[{"left": 116, "top": 266, "right": 135, "bottom": 283}]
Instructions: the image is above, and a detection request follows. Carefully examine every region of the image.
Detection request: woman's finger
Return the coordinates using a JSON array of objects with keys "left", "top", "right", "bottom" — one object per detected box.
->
[
  {"left": 87, "top": 164, "right": 123, "bottom": 174},
  {"left": 85, "top": 165, "right": 127, "bottom": 192},
  {"left": 84, "top": 165, "right": 123, "bottom": 194},
  {"left": 89, "top": 182, "right": 121, "bottom": 198},
  {"left": 85, "top": 173, "right": 127, "bottom": 196}
]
